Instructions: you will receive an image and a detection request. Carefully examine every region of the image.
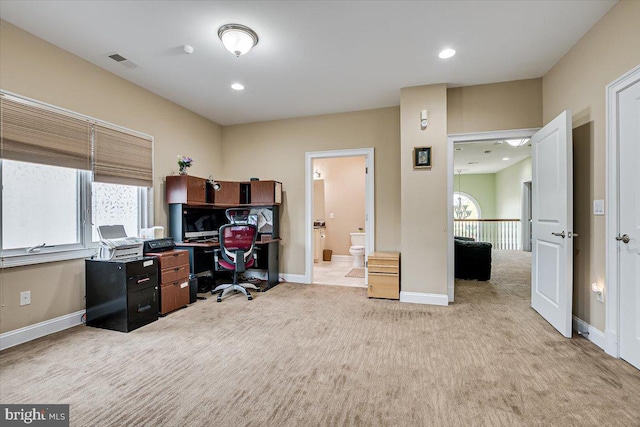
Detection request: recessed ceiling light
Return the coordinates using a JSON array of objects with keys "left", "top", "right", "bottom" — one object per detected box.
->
[
  {"left": 439, "top": 48, "right": 456, "bottom": 59},
  {"left": 231, "top": 83, "right": 245, "bottom": 91},
  {"left": 505, "top": 138, "right": 530, "bottom": 147},
  {"left": 503, "top": 157, "right": 510, "bottom": 161}
]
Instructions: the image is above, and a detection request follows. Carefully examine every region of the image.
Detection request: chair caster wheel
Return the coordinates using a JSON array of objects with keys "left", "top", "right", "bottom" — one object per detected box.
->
[
  {"left": 248, "top": 295, "right": 253, "bottom": 301},
  {"left": 217, "top": 297, "right": 222, "bottom": 302}
]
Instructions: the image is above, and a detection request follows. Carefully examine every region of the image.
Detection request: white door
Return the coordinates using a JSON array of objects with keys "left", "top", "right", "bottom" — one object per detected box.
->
[
  {"left": 619, "top": 79, "right": 640, "bottom": 370},
  {"left": 531, "top": 111, "right": 574, "bottom": 338}
]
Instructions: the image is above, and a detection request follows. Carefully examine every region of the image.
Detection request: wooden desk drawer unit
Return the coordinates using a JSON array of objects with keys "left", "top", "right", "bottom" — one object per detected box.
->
[
  {"left": 367, "top": 252, "right": 400, "bottom": 300},
  {"left": 147, "top": 250, "right": 190, "bottom": 315}
]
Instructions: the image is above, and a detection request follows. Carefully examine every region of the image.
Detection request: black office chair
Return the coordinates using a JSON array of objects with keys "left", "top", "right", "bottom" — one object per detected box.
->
[{"left": 212, "top": 223, "right": 259, "bottom": 302}]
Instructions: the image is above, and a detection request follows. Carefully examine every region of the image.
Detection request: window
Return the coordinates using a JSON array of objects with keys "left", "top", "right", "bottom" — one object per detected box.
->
[
  {"left": 0, "top": 91, "right": 153, "bottom": 267},
  {"left": 2, "top": 160, "right": 82, "bottom": 250},
  {"left": 453, "top": 192, "right": 481, "bottom": 220},
  {"left": 92, "top": 182, "right": 147, "bottom": 242}
]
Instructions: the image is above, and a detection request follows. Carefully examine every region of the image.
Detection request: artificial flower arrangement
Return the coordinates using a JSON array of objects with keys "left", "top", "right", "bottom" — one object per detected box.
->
[{"left": 177, "top": 155, "right": 193, "bottom": 175}]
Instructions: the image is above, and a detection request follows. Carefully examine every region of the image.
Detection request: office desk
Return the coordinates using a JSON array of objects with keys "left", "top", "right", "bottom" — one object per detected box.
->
[{"left": 176, "top": 238, "right": 281, "bottom": 291}]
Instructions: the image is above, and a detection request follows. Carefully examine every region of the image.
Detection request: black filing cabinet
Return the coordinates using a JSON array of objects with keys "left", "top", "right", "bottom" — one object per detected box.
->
[{"left": 85, "top": 257, "right": 159, "bottom": 332}]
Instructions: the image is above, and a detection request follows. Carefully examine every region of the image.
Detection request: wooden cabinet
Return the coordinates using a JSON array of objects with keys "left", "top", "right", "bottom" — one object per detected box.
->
[
  {"left": 367, "top": 252, "right": 400, "bottom": 299},
  {"left": 146, "top": 250, "right": 190, "bottom": 315},
  {"left": 166, "top": 175, "right": 282, "bottom": 206},
  {"left": 250, "top": 180, "right": 282, "bottom": 205},
  {"left": 166, "top": 175, "right": 209, "bottom": 204},
  {"left": 214, "top": 181, "right": 241, "bottom": 205}
]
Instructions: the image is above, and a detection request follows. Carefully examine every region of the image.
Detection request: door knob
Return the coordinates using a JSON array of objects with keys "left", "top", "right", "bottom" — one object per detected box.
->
[
  {"left": 551, "top": 231, "right": 565, "bottom": 238},
  {"left": 616, "top": 234, "right": 630, "bottom": 244}
]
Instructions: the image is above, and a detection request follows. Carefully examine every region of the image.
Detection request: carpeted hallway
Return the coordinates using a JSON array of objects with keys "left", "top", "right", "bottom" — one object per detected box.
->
[{"left": 1, "top": 250, "right": 639, "bottom": 426}]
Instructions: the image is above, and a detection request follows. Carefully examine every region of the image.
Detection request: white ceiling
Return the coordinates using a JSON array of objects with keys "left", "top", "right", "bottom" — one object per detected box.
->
[
  {"left": 454, "top": 140, "right": 531, "bottom": 175},
  {"left": 0, "top": 1, "right": 616, "bottom": 125}
]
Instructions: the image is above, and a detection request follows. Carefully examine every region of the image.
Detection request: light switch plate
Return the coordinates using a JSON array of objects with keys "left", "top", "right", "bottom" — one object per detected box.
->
[{"left": 593, "top": 199, "right": 604, "bottom": 216}]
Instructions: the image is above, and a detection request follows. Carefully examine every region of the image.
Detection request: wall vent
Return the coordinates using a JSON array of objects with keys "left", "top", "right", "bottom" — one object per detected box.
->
[
  {"left": 108, "top": 53, "right": 127, "bottom": 62},
  {"left": 107, "top": 53, "right": 140, "bottom": 69}
]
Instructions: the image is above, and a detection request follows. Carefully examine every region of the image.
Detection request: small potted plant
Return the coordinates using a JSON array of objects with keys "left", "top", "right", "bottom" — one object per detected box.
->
[{"left": 177, "top": 155, "right": 193, "bottom": 175}]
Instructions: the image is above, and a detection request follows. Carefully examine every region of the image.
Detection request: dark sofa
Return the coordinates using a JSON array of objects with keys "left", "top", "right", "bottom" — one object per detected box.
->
[{"left": 454, "top": 237, "right": 492, "bottom": 281}]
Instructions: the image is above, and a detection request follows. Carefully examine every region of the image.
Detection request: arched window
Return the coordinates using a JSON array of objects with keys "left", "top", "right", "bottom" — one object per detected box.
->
[{"left": 453, "top": 192, "right": 481, "bottom": 219}]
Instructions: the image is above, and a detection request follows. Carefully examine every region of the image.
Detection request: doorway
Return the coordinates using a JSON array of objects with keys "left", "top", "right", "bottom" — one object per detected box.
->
[
  {"left": 304, "top": 148, "right": 375, "bottom": 286},
  {"left": 605, "top": 64, "right": 640, "bottom": 370},
  {"left": 448, "top": 129, "right": 539, "bottom": 302}
]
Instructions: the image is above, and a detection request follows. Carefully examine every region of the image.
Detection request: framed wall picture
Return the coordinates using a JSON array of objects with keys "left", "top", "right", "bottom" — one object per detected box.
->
[{"left": 413, "top": 146, "right": 432, "bottom": 169}]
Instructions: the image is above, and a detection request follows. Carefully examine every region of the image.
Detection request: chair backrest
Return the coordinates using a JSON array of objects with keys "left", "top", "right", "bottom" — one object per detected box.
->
[
  {"left": 225, "top": 208, "right": 259, "bottom": 227},
  {"left": 219, "top": 223, "right": 258, "bottom": 265},
  {"left": 225, "top": 208, "right": 251, "bottom": 224}
]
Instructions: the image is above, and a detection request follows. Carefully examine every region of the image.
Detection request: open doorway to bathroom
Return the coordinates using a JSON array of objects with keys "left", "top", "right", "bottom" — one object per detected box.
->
[{"left": 305, "top": 148, "right": 375, "bottom": 288}]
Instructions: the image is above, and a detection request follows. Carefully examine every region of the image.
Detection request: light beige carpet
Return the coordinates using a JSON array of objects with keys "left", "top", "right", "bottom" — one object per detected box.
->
[
  {"left": 345, "top": 267, "right": 365, "bottom": 278},
  {"left": 1, "top": 250, "right": 639, "bottom": 426}
]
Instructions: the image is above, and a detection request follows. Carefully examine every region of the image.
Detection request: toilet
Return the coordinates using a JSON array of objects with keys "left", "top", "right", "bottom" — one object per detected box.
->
[{"left": 349, "top": 232, "right": 366, "bottom": 267}]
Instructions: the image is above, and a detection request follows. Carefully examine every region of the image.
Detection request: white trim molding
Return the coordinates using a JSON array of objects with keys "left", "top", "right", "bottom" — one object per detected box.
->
[
  {"left": 305, "top": 148, "right": 375, "bottom": 285},
  {"left": 605, "top": 64, "right": 640, "bottom": 358},
  {"left": 0, "top": 310, "right": 85, "bottom": 351},
  {"left": 447, "top": 128, "right": 540, "bottom": 303},
  {"left": 280, "top": 273, "right": 309, "bottom": 284},
  {"left": 573, "top": 316, "right": 606, "bottom": 350},
  {"left": 400, "top": 291, "right": 449, "bottom": 306}
]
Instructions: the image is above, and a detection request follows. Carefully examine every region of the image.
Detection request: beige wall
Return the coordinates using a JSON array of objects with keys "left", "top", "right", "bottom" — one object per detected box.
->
[
  {"left": 314, "top": 157, "right": 366, "bottom": 256},
  {"left": 313, "top": 180, "right": 326, "bottom": 221},
  {"left": 221, "top": 107, "right": 401, "bottom": 275},
  {"left": 495, "top": 157, "right": 532, "bottom": 219},
  {"left": 542, "top": 0, "right": 640, "bottom": 331},
  {"left": 400, "top": 84, "right": 448, "bottom": 295},
  {"left": 453, "top": 173, "right": 496, "bottom": 219},
  {"left": 448, "top": 79, "right": 543, "bottom": 134},
  {"left": 0, "top": 21, "right": 223, "bottom": 333}
]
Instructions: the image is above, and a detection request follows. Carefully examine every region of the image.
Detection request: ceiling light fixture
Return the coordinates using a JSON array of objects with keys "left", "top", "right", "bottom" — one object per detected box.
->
[
  {"left": 439, "top": 48, "right": 456, "bottom": 59},
  {"left": 503, "top": 157, "right": 510, "bottom": 161},
  {"left": 218, "top": 23, "right": 259, "bottom": 57},
  {"left": 505, "top": 138, "right": 530, "bottom": 147},
  {"left": 231, "top": 83, "right": 245, "bottom": 91}
]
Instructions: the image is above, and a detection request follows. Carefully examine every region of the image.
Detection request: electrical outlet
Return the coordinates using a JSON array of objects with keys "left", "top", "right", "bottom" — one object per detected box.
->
[{"left": 20, "top": 291, "right": 31, "bottom": 306}]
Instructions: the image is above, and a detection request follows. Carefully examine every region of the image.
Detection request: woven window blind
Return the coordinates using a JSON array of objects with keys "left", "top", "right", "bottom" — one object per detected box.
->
[
  {"left": 0, "top": 95, "right": 91, "bottom": 170},
  {"left": 94, "top": 124, "right": 153, "bottom": 187}
]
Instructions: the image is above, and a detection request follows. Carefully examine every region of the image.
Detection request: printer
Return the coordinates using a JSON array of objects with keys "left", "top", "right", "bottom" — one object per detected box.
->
[{"left": 97, "top": 225, "right": 144, "bottom": 261}]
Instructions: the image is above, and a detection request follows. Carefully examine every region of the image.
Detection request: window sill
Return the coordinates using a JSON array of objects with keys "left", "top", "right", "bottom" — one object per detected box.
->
[{"left": 0, "top": 248, "right": 97, "bottom": 268}]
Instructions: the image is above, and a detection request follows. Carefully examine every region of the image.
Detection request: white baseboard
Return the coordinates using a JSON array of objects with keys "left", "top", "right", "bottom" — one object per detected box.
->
[
  {"left": 330, "top": 255, "right": 352, "bottom": 262},
  {"left": 280, "top": 273, "right": 309, "bottom": 284},
  {"left": 0, "top": 310, "right": 85, "bottom": 351},
  {"left": 399, "top": 291, "right": 449, "bottom": 306},
  {"left": 573, "top": 316, "right": 606, "bottom": 350}
]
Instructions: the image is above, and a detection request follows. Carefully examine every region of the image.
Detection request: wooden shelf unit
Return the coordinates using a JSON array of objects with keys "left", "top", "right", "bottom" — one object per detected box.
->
[
  {"left": 367, "top": 252, "right": 400, "bottom": 300},
  {"left": 166, "top": 175, "right": 281, "bottom": 206}
]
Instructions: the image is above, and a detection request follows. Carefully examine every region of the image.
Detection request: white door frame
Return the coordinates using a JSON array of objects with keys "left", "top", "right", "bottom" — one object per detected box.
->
[
  {"left": 521, "top": 180, "right": 533, "bottom": 252},
  {"left": 304, "top": 148, "right": 375, "bottom": 284},
  {"left": 605, "top": 64, "right": 640, "bottom": 357},
  {"left": 447, "top": 128, "right": 540, "bottom": 302}
]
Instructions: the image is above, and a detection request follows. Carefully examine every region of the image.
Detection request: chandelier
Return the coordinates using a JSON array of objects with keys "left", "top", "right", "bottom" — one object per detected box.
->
[{"left": 455, "top": 170, "right": 472, "bottom": 219}]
